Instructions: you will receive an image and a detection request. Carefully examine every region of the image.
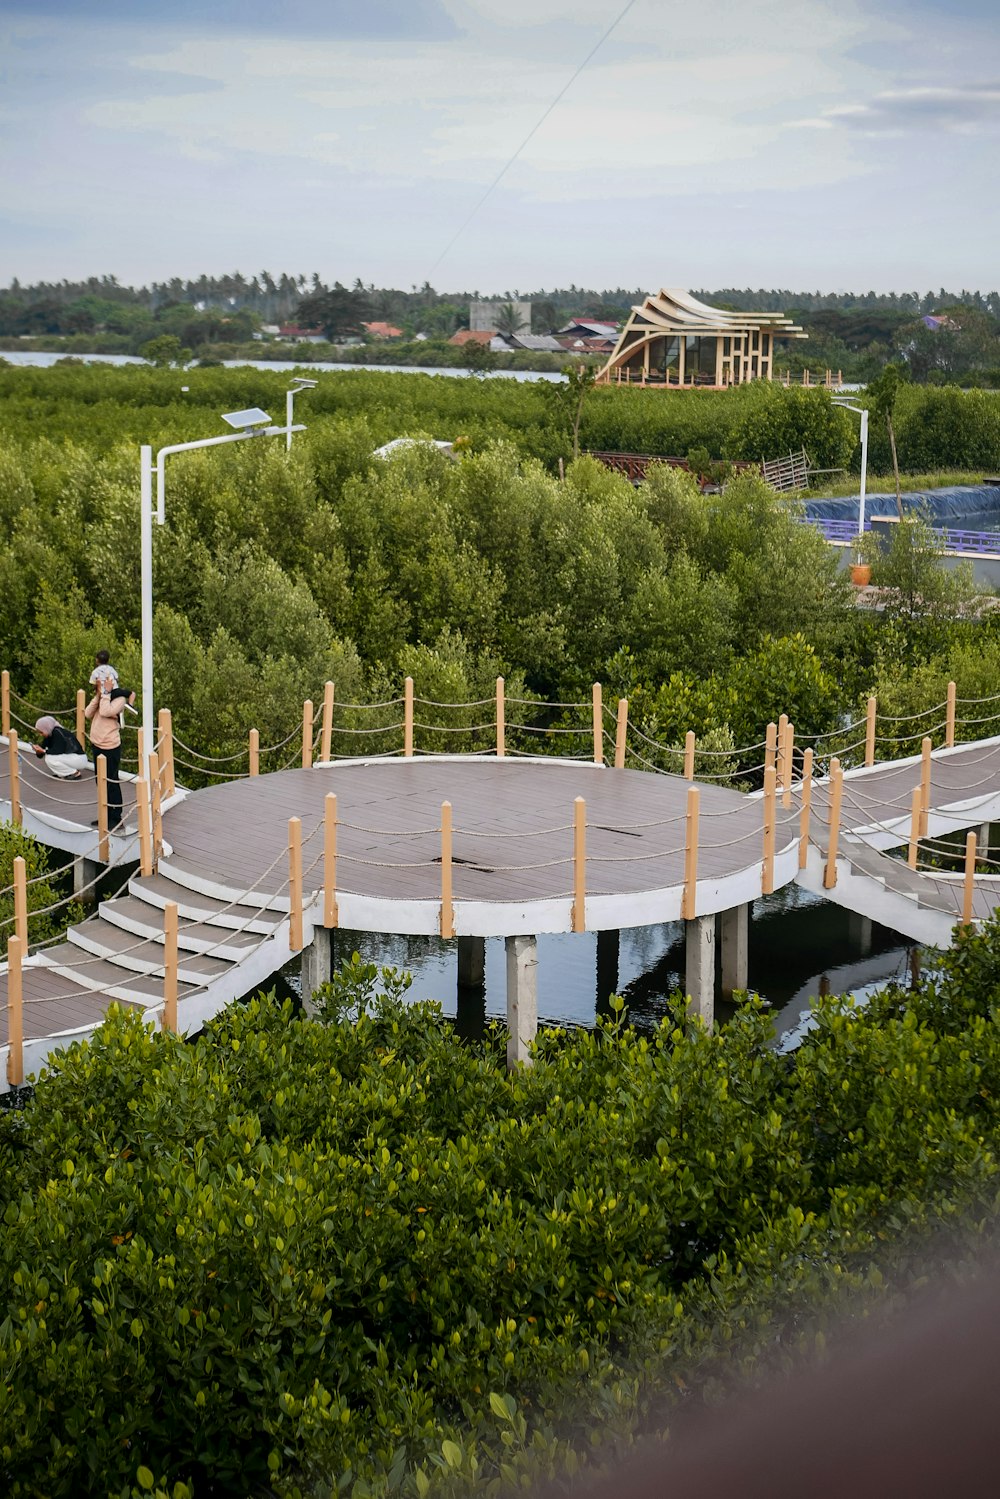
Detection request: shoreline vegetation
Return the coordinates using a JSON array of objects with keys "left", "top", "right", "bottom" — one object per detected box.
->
[
  {"left": 4, "top": 274, "right": 1000, "bottom": 386},
  {"left": 0, "top": 333, "right": 586, "bottom": 375},
  {"left": 4, "top": 331, "right": 1000, "bottom": 387}
]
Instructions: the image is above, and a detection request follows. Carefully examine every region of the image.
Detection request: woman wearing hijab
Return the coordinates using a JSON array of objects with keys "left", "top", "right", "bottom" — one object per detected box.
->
[{"left": 32, "top": 716, "right": 91, "bottom": 779}]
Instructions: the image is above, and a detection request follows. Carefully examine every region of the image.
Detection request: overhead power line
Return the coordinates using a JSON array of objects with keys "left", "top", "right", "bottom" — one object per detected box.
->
[{"left": 428, "top": 0, "right": 640, "bottom": 277}]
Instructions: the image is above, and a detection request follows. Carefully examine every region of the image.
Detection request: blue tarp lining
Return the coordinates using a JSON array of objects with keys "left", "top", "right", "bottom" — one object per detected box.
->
[{"left": 803, "top": 486, "right": 1000, "bottom": 528}]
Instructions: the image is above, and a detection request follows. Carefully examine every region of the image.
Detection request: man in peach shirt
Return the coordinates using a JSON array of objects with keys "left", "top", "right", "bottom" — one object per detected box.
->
[{"left": 84, "top": 684, "right": 134, "bottom": 830}]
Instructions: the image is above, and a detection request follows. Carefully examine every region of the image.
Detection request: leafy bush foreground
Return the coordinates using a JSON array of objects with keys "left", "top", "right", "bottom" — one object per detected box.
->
[{"left": 4, "top": 927, "right": 1000, "bottom": 1497}]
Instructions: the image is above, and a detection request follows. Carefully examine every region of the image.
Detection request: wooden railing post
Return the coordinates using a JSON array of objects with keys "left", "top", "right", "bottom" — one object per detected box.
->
[
  {"left": 13, "top": 855, "right": 27, "bottom": 948},
  {"left": 137, "top": 778, "right": 153, "bottom": 877},
  {"left": 8, "top": 730, "right": 20, "bottom": 827},
  {"left": 440, "top": 801, "right": 454, "bottom": 939},
  {"left": 781, "top": 720, "right": 794, "bottom": 809},
  {"left": 764, "top": 721, "right": 777, "bottom": 778},
  {"left": 799, "top": 747, "right": 813, "bottom": 869},
  {"left": 249, "top": 728, "right": 260, "bottom": 777},
  {"left": 762, "top": 766, "right": 776, "bottom": 895},
  {"left": 6, "top": 935, "right": 23, "bottom": 1087},
  {"left": 162, "top": 901, "right": 178, "bottom": 1034},
  {"left": 865, "top": 695, "right": 877, "bottom": 767},
  {"left": 324, "top": 792, "right": 339, "bottom": 928},
  {"left": 614, "top": 698, "right": 628, "bottom": 770},
  {"left": 404, "top": 677, "right": 414, "bottom": 757},
  {"left": 496, "top": 676, "right": 505, "bottom": 759},
  {"left": 823, "top": 757, "right": 843, "bottom": 889},
  {"left": 920, "top": 736, "right": 932, "bottom": 837},
  {"left": 76, "top": 688, "right": 86, "bottom": 747},
  {"left": 592, "top": 683, "right": 603, "bottom": 765},
  {"left": 682, "top": 786, "right": 700, "bottom": 919},
  {"left": 96, "top": 753, "right": 109, "bottom": 861},
  {"left": 321, "top": 680, "right": 334, "bottom": 763},
  {"left": 288, "top": 817, "right": 303, "bottom": 951},
  {"left": 963, "top": 831, "right": 978, "bottom": 928},
  {"left": 572, "top": 796, "right": 587, "bottom": 932},
  {"left": 158, "top": 708, "right": 175, "bottom": 798},
  {"left": 149, "top": 750, "right": 163, "bottom": 862},
  {"left": 1, "top": 670, "right": 9, "bottom": 738},
  {"left": 946, "top": 680, "right": 957, "bottom": 749},
  {"left": 907, "top": 786, "right": 922, "bottom": 870},
  {"left": 302, "top": 698, "right": 314, "bottom": 770},
  {"left": 683, "top": 730, "right": 696, "bottom": 781},
  {"left": 777, "top": 714, "right": 788, "bottom": 789}
]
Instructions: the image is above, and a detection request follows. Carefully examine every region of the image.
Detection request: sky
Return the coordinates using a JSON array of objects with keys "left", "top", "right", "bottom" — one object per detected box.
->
[{"left": 1, "top": 0, "right": 998, "bottom": 295}]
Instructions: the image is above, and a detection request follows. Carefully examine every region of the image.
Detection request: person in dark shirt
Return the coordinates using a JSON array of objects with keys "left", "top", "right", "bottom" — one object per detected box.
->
[{"left": 32, "top": 716, "right": 90, "bottom": 779}]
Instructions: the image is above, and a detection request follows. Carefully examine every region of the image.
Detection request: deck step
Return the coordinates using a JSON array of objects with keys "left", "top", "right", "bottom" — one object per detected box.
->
[
  {"left": 156, "top": 854, "right": 291, "bottom": 915},
  {"left": 66, "top": 920, "right": 235, "bottom": 983},
  {"left": 127, "top": 871, "right": 285, "bottom": 933},
  {"left": 35, "top": 943, "right": 202, "bottom": 1005},
  {"left": 100, "top": 896, "right": 262, "bottom": 957}
]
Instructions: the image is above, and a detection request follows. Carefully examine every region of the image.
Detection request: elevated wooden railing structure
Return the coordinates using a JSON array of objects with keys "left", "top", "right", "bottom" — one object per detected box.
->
[
  {"left": 606, "top": 367, "right": 843, "bottom": 390},
  {"left": 5, "top": 667, "right": 1000, "bottom": 1087}
]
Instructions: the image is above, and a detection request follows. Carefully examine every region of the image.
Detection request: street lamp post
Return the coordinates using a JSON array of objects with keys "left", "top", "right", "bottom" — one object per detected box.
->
[
  {"left": 832, "top": 398, "right": 869, "bottom": 550},
  {"left": 139, "top": 395, "right": 310, "bottom": 771},
  {"left": 286, "top": 377, "right": 317, "bottom": 451}
]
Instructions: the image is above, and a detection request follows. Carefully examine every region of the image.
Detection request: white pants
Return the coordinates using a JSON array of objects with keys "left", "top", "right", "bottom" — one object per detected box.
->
[{"left": 44, "top": 752, "right": 91, "bottom": 778}]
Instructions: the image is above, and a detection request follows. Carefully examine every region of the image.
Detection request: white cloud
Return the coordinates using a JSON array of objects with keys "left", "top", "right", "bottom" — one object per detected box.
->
[{"left": 795, "top": 84, "right": 1000, "bottom": 135}]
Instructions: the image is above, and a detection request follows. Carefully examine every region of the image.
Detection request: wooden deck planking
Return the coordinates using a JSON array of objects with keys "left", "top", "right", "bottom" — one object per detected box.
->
[
  {"left": 0, "top": 740, "right": 138, "bottom": 825},
  {"left": 160, "top": 761, "right": 772, "bottom": 904},
  {"left": 0, "top": 963, "right": 145, "bottom": 1047}
]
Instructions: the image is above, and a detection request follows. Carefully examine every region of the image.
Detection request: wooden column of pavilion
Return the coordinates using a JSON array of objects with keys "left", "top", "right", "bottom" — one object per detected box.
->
[{"left": 597, "top": 287, "right": 806, "bottom": 389}]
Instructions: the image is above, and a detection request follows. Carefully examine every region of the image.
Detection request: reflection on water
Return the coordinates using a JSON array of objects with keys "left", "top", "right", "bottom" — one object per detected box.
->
[{"left": 302, "top": 884, "right": 912, "bottom": 1042}]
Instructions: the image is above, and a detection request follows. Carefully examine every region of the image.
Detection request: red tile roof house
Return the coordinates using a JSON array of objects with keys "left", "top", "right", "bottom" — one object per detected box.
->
[
  {"left": 277, "top": 325, "right": 328, "bottom": 344},
  {"left": 448, "top": 329, "right": 496, "bottom": 346},
  {"left": 363, "top": 321, "right": 404, "bottom": 339}
]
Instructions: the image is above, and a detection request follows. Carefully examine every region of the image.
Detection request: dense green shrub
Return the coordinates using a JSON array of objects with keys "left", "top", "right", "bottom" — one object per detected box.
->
[
  {"left": 0, "top": 822, "right": 81, "bottom": 946},
  {"left": 0, "top": 370, "right": 858, "bottom": 771},
  {"left": 4, "top": 916, "right": 1000, "bottom": 1496}
]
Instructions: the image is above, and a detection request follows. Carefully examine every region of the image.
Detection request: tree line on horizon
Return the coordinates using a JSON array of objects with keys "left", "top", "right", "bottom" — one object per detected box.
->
[{"left": 3, "top": 274, "right": 1000, "bottom": 384}]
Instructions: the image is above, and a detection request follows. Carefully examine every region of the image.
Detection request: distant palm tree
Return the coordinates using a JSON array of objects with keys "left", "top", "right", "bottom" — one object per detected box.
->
[{"left": 495, "top": 301, "right": 527, "bottom": 337}]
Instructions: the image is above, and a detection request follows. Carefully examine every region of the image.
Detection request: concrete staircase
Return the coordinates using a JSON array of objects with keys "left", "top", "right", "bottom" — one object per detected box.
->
[
  {"left": 29, "top": 859, "right": 301, "bottom": 1041},
  {"left": 798, "top": 837, "right": 965, "bottom": 947}
]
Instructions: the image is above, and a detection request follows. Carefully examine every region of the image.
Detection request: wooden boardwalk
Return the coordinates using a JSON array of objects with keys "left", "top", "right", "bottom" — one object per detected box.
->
[
  {"left": 159, "top": 758, "right": 794, "bottom": 904},
  {"left": 5, "top": 737, "right": 1000, "bottom": 1086}
]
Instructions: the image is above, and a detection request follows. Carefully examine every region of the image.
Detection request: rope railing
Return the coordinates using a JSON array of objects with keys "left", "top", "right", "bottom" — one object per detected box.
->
[{"left": 7, "top": 673, "right": 1000, "bottom": 858}]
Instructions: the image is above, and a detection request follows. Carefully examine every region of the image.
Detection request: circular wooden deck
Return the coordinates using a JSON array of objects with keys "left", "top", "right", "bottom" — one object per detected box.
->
[{"left": 160, "top": 757, "right": 797, "bottom": 937}]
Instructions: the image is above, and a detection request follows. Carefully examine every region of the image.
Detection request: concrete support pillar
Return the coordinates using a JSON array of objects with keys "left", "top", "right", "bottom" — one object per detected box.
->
[
  {"left": 685, "top": 913, "right": 716, "bottom": 1027},
  {"left": 596, "top": 929, "right": 620, "bottom": 1014},
  {"left": 848, "top": 912, "right": 873, "bottom": 956},
  {"left": 978, "top": 823, "right": 992, "bottom": 862},
  {"left": 300, "top": 926, "right": 332, "bottom": 1012},
  {"left": 457, "top": 935, "right": 485, "bottom": 989},
  {"left": 720, "top": 904, "right": 748, "bottom": 999},
  {"left": 73, "top": 855, "right": 100, "bottom": 903},
  {"left": 506, "top": 934, "right": 538, "bottom": 1069}
]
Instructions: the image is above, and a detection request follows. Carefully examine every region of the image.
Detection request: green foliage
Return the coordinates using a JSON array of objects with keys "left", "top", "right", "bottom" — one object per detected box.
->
[
  {"left": 722, "top": 384, "right": 856, "bottom": 470},
  {"left": 859, "top": 514, "right": 979, "bottom": 663},
  {"left": 0, "top": 361, "right": 990, "bottom": 787},
  {"left": 0, "top": 822, "right": 81, "bottom": 946},
  {"left": 140, "top": 335, "right": 192, "bottom": 369},
  {"left": 5, "top": 916, "right": 1000, "bottom": 1495}
]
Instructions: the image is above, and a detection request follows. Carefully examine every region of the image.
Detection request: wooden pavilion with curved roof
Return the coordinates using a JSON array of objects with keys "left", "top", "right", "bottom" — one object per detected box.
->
[{"left": 597, "top": 287, "right": 807, "bottom": 388}]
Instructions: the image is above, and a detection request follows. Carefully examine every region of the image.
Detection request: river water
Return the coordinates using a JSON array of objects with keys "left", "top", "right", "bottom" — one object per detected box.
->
[
  {"left": 0, "top": 349, "right": 567, "bottom": 382},
  {"left": 287, "top": 884, "right": 912, "bottom": 1048}
]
